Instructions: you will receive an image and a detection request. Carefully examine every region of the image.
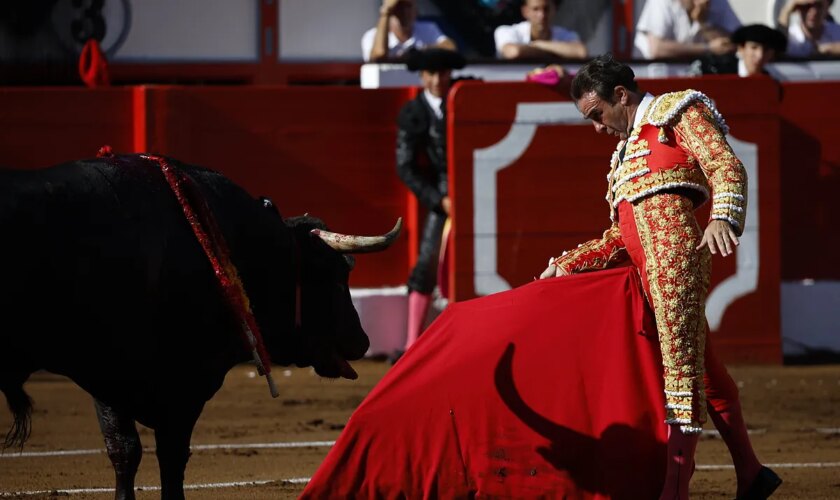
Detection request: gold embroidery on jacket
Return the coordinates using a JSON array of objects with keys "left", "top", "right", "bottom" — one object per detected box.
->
[
  {"left": 613, "top": 168, "right": 710, "bottom": 207},
  {"left": 605, "top": 92, "right": 747, "bottom": 235},
  {"left": 673, "top": 103, "right": 748, "bottom": 234},
  {"left": 552, "top": 223, "right": 627, "bottom": 273}
]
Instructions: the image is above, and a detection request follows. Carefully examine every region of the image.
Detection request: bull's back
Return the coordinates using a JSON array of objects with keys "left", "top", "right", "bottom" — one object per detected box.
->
[
  {"left": 0, "top": 159, "right": 178, "bottom": 276},
  {"left": 0, "top": 155, "right": 248, "bottom": 269},
  {"left": 0, "top": 157, "right": 248, "bottom": 357}
]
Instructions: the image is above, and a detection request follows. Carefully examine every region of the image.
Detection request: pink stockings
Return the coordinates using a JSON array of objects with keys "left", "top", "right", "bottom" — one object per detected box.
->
[
  {"left": 660, "top": 424, "right": 699, "bottom": 500},
  {"left": 405, "top": 291, "right": 432, "bottom": 351},
  {"left": 704, "top": 341, "right": 762, "bottom": 496}
]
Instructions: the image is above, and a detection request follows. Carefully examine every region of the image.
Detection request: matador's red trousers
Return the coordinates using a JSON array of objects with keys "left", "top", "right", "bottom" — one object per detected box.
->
[{"left": 617, "top": 193, "right": 740, "bottom": 432}]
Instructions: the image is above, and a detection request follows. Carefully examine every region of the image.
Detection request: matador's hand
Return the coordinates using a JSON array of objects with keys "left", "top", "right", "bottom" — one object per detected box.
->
[
  {"left": 697, "top": 220, "right": 739, "bottom": 257},
  {"left": 538, "top": 258, "right": 570, "bottom": 279}
]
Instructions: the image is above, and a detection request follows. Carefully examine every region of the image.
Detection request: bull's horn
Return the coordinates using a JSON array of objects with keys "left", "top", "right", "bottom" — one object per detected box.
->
[{"left": 310, "top": 218, "right": 402, "bottom": 254}]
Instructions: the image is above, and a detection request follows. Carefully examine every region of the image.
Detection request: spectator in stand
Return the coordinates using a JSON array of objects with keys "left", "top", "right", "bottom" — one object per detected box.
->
[
  {"left": 695, "top": 24, "right": 787, "bottom": 76},
  {"left": 494, "top": 0, "right": 587, "bottom": 60},
  {"left": 634, "top": 0, "right": 741, "bottom": 59},
  {"left": 362, "top": 0, "right": 456, "bottom": 62},
  {"left": 778, "top": 0, "right": 840, "bottom": 57}
]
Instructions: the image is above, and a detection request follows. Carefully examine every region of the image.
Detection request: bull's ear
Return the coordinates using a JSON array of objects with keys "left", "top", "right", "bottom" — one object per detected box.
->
[{"left": 344, "top": 254, "right": 356, "bottom": 270}]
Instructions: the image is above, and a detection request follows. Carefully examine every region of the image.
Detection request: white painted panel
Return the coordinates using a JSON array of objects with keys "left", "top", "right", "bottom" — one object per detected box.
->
[
  {"left": 110, "top": 0, "right": 259, "bottom": 62},
  {"left": 351, "top": 286, "right": 445, "bottom": 356},
  {"left": 279, "top": 0, "right": 380, "bottom": 60}
]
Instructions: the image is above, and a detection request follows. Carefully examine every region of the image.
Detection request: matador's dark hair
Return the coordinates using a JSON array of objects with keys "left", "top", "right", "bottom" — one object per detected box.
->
[{"left": 570, "top": 53, "right": 639, "bottom": 102}]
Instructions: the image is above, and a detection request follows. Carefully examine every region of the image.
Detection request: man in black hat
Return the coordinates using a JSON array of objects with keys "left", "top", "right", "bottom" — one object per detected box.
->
[
  {"left": 695, "top": 24, "right": 787, "bottom": 77},
  {"left": 395, "top": 48, "right": 466, "bottom": 359}
]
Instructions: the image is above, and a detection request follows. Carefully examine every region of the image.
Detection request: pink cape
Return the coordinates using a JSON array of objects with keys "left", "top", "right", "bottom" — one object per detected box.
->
[{"left": 303, "top": 267, "right": 668, "bottom": 499}]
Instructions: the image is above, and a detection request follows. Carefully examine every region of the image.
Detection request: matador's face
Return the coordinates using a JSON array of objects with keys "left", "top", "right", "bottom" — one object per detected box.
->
[
  {"left": 420, "top": 69, "right": 452, "bottom": 98},
  {"left": 737, "top": 41, "right": 775, "bottom": 77},
  {"left": 576, "top": 89, "right": 630, "bottom": 140}
]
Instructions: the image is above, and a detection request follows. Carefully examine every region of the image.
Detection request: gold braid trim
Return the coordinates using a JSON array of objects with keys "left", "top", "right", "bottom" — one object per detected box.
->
[
  {"left": 552, "top": 223, "right": 628, "bottom": 274},
  {"left": 646, "top": 89, "right": 729, "bottom": 139},
  {"left": 613, "top": 168, "right": 710, "bottom": 209}
]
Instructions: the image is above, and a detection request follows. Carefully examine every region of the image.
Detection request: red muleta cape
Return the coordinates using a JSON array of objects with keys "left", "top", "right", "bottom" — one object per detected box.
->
[{"left": 303, "top": 266, "right": 669, "bottom": 499}]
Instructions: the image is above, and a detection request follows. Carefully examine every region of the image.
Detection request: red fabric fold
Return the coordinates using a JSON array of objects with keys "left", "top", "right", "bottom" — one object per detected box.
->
[{"left": 303, "top": 267, "right": 668, "bottom": 499}]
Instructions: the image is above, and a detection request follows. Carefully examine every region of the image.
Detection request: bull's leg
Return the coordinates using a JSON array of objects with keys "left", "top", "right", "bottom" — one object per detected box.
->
[
  {"left": 93, "top": 399, "right": 142, "bottom": 500},
  {"left": 154, "top": 412, "right": 200, "bottom": 500}
]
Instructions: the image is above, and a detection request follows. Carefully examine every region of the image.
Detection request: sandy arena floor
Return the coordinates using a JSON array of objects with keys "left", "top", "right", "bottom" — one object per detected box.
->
[{"left": 1, "top": 361, "right": 838, "bottom": 499}]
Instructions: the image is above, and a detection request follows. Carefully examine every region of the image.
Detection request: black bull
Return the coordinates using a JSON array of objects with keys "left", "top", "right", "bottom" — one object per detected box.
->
[{"left": 0, "top": 154, "right": 400, "bottom": 499}]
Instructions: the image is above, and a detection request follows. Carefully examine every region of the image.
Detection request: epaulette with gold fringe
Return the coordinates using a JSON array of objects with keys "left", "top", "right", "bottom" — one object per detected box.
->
[{"left": 645, "top": 90, "right": 729, "bottom": 143}]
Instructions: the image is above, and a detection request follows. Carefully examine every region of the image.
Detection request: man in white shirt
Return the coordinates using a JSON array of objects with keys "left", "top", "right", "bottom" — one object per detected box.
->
[
  {"left": 362, "top": 0, "right": 455, "bottom": 62},
  {"left": 494, "top": 0, "right": 587, "bottom": 60},
  {"left": 634, "top": 0, "right": 741, "bottom": 59},
  {"left": 778, "top": 0, "right": 840, "bottom": 57}
]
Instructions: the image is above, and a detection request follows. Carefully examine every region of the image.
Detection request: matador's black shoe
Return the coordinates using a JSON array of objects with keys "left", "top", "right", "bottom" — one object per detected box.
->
[{"left": 736, "top": 466, "right": 782, "bottom": 499}]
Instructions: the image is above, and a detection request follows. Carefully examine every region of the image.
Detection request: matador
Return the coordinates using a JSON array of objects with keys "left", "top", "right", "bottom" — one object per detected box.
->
[{"left": 543, "top": 55, "right": 781, "bottom": 499}]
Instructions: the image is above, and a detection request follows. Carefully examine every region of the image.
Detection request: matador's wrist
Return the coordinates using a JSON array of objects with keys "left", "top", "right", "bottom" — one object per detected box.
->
[{"left": 551, "top": 255, "right": 570, "bottom": 273}]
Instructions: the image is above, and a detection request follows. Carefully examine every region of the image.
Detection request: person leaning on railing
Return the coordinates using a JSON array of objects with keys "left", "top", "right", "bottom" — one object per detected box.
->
[
  {"left": 634, "top": 0, "right": 741, "bottom": 59},
  {"left": 778, "top": 0, "right": 840, "bottom": 57},
  {"left": 362, "top": 0, "right": 456, "bottom": 62},
  {"left": 493, "top": 0, "right": 587, "bottom": 60}
]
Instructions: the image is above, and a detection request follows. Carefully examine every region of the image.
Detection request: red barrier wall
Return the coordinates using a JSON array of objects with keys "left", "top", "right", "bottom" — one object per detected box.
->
[
  {"left": 447, "top": 78, "right": 782, "bottom": 364},
  {"left": 778, "top": 82, "right": 840, "bottom": 281},
  {"left": 0, "top": 86, "right": 414, "bottom": 288},
  {"left": 0, "top": 88, "right": 135, "bottom": 168},
  {"left": 138, "top": 86, "right": 413, "bottom": 287}
]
